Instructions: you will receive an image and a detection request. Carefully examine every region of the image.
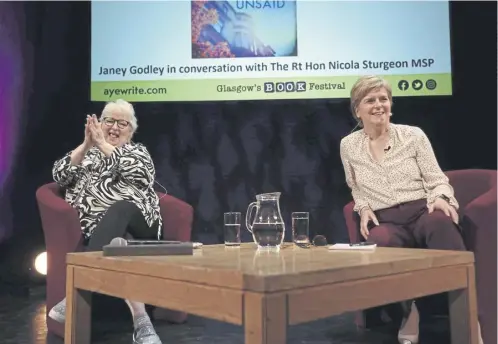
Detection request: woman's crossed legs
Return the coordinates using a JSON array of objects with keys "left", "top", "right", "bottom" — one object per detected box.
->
[{"left": 49, "top": 200, "right": 162, "bottom": 344}]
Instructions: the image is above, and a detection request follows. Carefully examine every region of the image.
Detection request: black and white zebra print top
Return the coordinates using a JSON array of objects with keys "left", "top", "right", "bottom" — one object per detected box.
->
[{"left": 52, "top": 143, "right": 163, "bottom": 240}]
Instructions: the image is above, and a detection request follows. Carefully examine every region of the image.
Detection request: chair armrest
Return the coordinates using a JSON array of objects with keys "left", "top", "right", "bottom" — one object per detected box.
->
[
  {"left": 158, "top": 194, "right": 193, "bottom": 242},
  {"left": 466, "top": 186, "right": 497, "bottom": 214},
  {"left": 462, "top": 187, "right": 497, "bottom": 251},
  {"left": 461, "top": 187, "right": 497, "bottom": 342},
  {"left": 35, "top": 185, "right": 83, "bottom": 251},
  {"left": 36, "top": 184, "right": 76, "bottom": 213},
  {"left": 343, "top": 201, "right": 360, "bottom": 243},
  {"left": 36, "top": 184, "right": 84, "bottom": 317}
]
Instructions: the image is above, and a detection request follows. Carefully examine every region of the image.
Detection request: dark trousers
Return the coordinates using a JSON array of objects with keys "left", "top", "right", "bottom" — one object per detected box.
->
[
  {"left": 85, "top": 200, "right": 159, "bottom": 252},
  {"left": 367, "top": 198, "right": 466, "bottom": 251},
  {"left": 356, "top": 199, "right": 467, "bottom": 326}
]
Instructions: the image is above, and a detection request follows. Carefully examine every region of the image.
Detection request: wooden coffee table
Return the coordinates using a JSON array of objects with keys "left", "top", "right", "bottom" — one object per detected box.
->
[{"left": 64, "top": 244, "right": 479, "bottom": 344}]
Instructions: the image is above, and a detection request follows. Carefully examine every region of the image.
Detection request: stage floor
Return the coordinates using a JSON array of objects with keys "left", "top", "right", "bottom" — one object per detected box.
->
[{"left": 0, "top": 286, "right": 450, "bottom": 344}]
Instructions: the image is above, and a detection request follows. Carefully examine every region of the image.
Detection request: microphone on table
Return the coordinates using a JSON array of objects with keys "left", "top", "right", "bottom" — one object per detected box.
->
[
  {"left": 108, "top": 237, "right": 170, "bottom": 246},
  {"left": 109, "top": 237, "right": 203, "bottom": 248},
  {"left": 109, "top": 237, "right": 128, "bottom": 247},
  {"left": 104, "top": 236, "right": 201, "bottom": 257}
]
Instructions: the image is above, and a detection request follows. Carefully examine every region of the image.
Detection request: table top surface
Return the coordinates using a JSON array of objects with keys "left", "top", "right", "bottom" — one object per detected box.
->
[{"left": 67, "top": 243, "right": 473, "bottom": 292}]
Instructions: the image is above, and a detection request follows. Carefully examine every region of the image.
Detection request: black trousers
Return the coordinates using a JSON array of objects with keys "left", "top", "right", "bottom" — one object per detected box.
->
[
  {"left": 366, "top": 199, "right": 466, "bottom": 250},
  {"left": 85, "top": 200, "right": 159, "bottom": 251}
]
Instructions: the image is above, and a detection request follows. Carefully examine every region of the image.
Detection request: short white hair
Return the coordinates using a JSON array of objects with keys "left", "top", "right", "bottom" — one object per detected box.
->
[{"left": 100, "top": 99, "right": 138, "bottom": 133}]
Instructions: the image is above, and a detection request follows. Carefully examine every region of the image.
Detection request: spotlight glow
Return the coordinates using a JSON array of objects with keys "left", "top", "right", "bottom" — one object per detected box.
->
[{"left": 34, "top": 251, "right": 47, "bottom": 275}]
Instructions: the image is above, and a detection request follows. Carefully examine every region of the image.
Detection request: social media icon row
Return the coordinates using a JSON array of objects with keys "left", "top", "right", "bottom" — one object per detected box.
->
[{"left": 398, "top": 79, "right": 437, "bottom": 91}]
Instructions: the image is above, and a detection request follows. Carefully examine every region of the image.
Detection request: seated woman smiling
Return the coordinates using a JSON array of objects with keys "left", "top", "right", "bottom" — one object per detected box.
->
[
  {"left": 49, "top": 99, "right": 163, "bottom": 344},
  {"left": 340, "top": 76, "right": 482, "bottom": 344}
]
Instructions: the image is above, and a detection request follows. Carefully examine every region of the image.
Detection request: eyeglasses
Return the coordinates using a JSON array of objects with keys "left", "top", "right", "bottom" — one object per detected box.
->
[
  {"left": 295, "top": 235, "right": 328, "bottom": 248},
  {"left": 282, "top": 235, "right": 328, "bottom": 249},
  {"left": 103, "top": 117, "right": 129, "bottom": 129}
]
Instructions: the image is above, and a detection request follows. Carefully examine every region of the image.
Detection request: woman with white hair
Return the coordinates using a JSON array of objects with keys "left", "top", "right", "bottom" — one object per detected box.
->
[{"left": 49, "top": 99, "right": 163, "bottom": 344}]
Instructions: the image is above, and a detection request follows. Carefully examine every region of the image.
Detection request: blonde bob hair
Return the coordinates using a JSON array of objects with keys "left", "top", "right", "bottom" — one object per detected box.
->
[{"left": 350, "top": 76, "right": 392, "bottom": 127}]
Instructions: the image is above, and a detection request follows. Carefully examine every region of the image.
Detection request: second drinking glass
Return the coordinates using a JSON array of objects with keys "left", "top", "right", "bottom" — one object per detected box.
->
[
  {"left": 292, "top": 212, "right": 309, "bottom": 244},
  {"left": 224, "top": 212, "right": 241, "bottom": 246}
]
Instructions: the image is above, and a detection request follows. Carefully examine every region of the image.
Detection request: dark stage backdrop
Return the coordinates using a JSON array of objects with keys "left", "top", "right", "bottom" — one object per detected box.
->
[{"left": 0, "top": 2, "right": 496, "bottom": 276}]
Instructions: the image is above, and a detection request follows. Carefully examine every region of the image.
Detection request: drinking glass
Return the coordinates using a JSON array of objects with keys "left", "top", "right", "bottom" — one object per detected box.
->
[
  {"left": 224, "top": 212, "right": 241, "bottom": 246},
  {"left": 292, "top": 212, "right": 309, "bottom": 244}
]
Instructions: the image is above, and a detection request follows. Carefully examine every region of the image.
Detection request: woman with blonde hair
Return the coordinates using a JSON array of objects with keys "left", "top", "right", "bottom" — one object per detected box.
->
[{"left": 340, "top": 76, "right": 482, "bottom": 344}]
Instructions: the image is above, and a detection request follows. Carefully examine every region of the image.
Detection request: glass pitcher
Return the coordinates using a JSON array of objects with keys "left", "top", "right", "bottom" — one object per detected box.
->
[{"left": 246, "top": 192, "right": 285, "bottom": 249}]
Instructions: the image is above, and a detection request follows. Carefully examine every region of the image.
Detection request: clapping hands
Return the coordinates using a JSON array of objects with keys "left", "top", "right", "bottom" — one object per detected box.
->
[{"left": 83, "top": 115, "right": 105, "bottom": 149}]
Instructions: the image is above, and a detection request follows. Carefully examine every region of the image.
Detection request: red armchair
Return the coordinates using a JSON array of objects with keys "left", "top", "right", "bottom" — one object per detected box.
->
[
  {"left": 36, "top": 182, "right": 194, "bottom": 338},
  {"left": 343, "top": 169, "right": 497, "bottom": 344}
]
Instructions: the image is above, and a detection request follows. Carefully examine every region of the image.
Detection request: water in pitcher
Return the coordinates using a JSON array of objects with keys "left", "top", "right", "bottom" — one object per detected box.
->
[
  {"left": 251, "top": 222, "right": 285, "bottom": 248},
  {"left": 246, "top": 192, "right": 286, "bottom": 249}
]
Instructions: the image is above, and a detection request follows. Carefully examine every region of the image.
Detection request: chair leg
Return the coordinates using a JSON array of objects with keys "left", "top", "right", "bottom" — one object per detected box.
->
[{"left": 355, "top": 310, "right": 367, "bottom": 332}]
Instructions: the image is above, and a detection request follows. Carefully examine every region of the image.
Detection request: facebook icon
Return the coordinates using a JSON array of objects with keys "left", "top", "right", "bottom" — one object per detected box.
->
[{"left": 398, "top": 80, "right": 409, "bottom": 91}]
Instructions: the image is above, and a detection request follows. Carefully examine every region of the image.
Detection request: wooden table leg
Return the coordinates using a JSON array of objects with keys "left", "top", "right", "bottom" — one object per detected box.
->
[
  {"left": 244, "top": 292, "right": 287, "bottom": 344},
  {"left": 448, "top": 264, "right": 479, "bottom": 344},
  {"left": 64, "top": 266, "right": 92, "bottom": 344}
]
